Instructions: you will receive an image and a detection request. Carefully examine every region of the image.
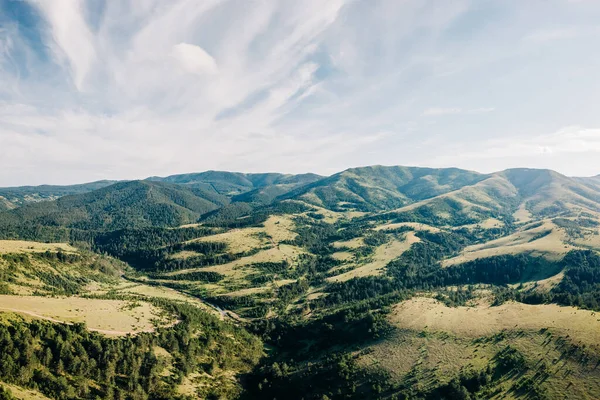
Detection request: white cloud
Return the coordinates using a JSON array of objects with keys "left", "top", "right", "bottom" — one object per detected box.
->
[
  {"left": 429, "top": 126, "right": 600, "bottom": 175},
  {"left": 1, "top": 0, "right": 600, "bottom": 184},
  {"left": 31, "top": 0, "right": 97, "bottom": 91},
  {"left": 422, "top": 107, "right": 495, "bottom": 116},
  {"left": 524, "top": 27, "right": 600, "bottom": 44},
  {"left": 173, "top": 43, "right": 218, "bottom": 75}
]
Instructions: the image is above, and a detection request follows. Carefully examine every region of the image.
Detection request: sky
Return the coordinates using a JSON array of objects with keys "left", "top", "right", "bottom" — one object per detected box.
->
[{"left": 1, "top": 0, "right": 600, "bottom": 186}]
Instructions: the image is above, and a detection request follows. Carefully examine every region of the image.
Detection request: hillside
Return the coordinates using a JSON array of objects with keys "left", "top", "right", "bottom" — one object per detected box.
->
[
  {"left": 1, "top": 165, "right": 600, "bottom": 399},
  {"left": 502, "top": 168, "right": 600, "bottom": 217},
  {"left": 0, "top": 196, "right": 15, "bottom": 211},
  {"left": 575, "top": 174, "right": 600, "bottom": 192},
  {"left": 148, "top": 170, "right": 322, "bottom": 198},
  {"left": 281, "top": 165, "right": 488, "bottom": 211},
  {"left": 0, "top": 180, "right": 118, "bottom": 207},
  {"left": 0, "top": 239, "right": 263, "bottom": 399},
  {"left": 0, "top": 180, "right": 230, "bottom": 231}
]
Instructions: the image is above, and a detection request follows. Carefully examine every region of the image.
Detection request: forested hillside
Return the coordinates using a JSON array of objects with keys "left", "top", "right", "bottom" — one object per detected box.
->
[
  {"left": 0, "top": 165, "right": 600, "bottom": 399},
  {"left": 0, "top": 181, "right": 230, "bottom": 231},
  {"left": 0, "top": 181, "right": 118, "bottom": 207}
]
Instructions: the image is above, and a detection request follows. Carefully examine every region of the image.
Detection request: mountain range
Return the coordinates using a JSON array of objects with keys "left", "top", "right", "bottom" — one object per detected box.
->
[
  {"left": 1, "top": 166, "right": 599, "bottom": 230},
  {"left": 1, "top": 165, "right": 600, "bottom": 399}
]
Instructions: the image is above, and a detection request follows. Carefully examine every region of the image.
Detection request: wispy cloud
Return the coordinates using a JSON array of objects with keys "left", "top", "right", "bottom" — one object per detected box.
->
[
  {"left": 421, "top": 107, "right": 495, "bottom": 117},
  {"left": 524, "top": 27, "right": 600, "bottom": 44},
  {"left": 429, "top": 126, "right": 600, "bottom": 176},
  {"left": 1, "top": 0, "right": 600, "bottom": 185}
]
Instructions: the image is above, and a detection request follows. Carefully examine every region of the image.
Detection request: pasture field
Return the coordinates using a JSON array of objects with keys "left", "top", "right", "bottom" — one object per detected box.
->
[
  {"left": 357, "top": 297, "right": 600, "bottom": 399},
  {"left": 190, "top": 227, "right": 267, "bottom": 253},
  {"left": 388, "top": 297, "right": 600, "bottom": 347},
  {"left": 166, "top": 244, "right": 305, "bottom": 279},
  {"left": 0, "top": 295, "right": 172, "bottom": 336},
  {"left": 0, "top": 240, "right": 77, "bottom": 254},
  {"left": 442, "top": 221, "right": 573, "bottom": 266},
  {"left": 0, "top": 383, "right": 51, "bottom": 400},
  {"left": 263, "top": 215, "right": 297, "bottom": 242},
  {"left": 328, "top": 232, "right": 420, "bottom": 282}
]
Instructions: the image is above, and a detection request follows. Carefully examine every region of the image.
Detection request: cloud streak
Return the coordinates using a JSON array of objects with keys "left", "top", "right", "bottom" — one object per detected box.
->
[
  {"left": 421, "top": 107, "right": 495, "bottom": 116},
  {"left": 1, "top": 0, "right": 600, "bottom": 185}
]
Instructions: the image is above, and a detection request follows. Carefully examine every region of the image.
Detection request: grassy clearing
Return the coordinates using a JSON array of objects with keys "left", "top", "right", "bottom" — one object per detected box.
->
[
  {"left": 570, "top": 226, "right": 600, "bottom": 251},
  {"left": 443, "top": 221, "right": 573, "bottom": 266},
  {"left": 0, "top": 249, "right": 123, "bottom": 297},
  {"left": 0, "top": 295, "right": 172, "bottom": 336},
  {"left": 0, "top": 240, "right": 77, "bottom": 254},
  {"left": 359, "top": 329, "right": 492, "bottom": 384},
  {"left": 0, "top": 383, "right": 51, "bottom": 400},
  {"left": 513, "top": 203, "right": 533, "bottom": 223},
  {"left": 190, "top": 227, "right": 267, "bottom": 254},
  {"left": 298, "top": 201, "right": 367, "bottom": 223},
  {"left": 166, "top": 244, "right": 305, "bottom": 278},
  {"left": 263, "top": 215, "right": 297, "bottom": 242},
  {"left": 116, "top": 282, "right": 223, "bottom": 317},
  {"left": 331, "top": 251, "right": 354, "bottom": 261},
  {"left": 219, "top": 286, "right": 272, "bottom": 297},
  {"left": 358, "top": 297, "right": 600, "bottom": 398},
  {"left": 361, "top": 326, "right": 600, "bottom": 399},
  {"left": 374, "top": 222, "right": 441, "bottom": 233},
  {"left": 511, "top": 271, "right": 565, "bottom": 292},
  {"left": 168, "top": 250, "right": 200, "bottom": 260},
  {"left": 172, "top": 216, "right": 295, "bottom": 261},
  {"left": 333, "top": 237, "right": 364, "bottom": 249},
  {"left": 328, "top": 232, "right": 420, "bottom": 282},
  {"left": 388, "top": 297, "right": 600, "bottom": 348},
  {"left": 460, "top": 217, "right": 505, "bottom": 230}
]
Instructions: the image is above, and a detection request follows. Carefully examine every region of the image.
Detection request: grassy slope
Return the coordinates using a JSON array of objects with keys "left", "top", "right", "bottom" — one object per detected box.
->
[
  {"left": 0, "top": 239, "right": 263, "bottom": 398},
  {"left": 2, "top": 166, "right": 600, "bottom": 399},
  {"left": 279, "top": 166, "right": 485, "bottom": 210},
  {"left": 359, "top": 297, "right": 600, "bottom": 399}
]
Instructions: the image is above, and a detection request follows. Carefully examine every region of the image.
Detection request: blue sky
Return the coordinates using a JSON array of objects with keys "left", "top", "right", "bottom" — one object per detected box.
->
[{"left": 1, "top": 0, "right": 599, "bottom": 185}]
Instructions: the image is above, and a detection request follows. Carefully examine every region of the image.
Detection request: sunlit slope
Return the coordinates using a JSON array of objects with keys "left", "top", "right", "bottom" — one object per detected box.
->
[
  {"left": 281, "top": 165, "right": 487, "bottom": 211},
  {"left": 0, "top": 196, "right": 15, "bottom": 211},
  {"left": 502, "top": 168, "right": 600, "bottom": 217},
  {"left": 576, "top": 174, "right": 600, "bottom": 192},
  {"left": 368, "top": 168, "right": 600, "bottom": 228},
  {"left": 358, "top": 297, "right": 600, "bottom": 400}
]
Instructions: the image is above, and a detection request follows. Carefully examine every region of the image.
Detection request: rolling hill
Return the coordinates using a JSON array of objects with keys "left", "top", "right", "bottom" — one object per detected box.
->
[
  {"left": 280, "top": 165, "right": 487, "bottom": 211},
  {"left": 2, "top": 166, "right": 600, "bottom": 232},
  {"left": 148, "top": 170, "right": 322, "bottom": 198},
  {"left": 1, "top": 165, "right": 600, "bottom": 399},
  {"left": 352, "top": 168, "right": 600, "bottom": 228},
  {"left": 0, "top": 196, "right": 15, "bottom": 211},
  {"left": 501, "top": 168, "right": 600, "bottom": 217},
  {"left": 0, "top": 180, "right": 230, "bottom": 230},
  {"left": 0, "top": 180, "right": 119, "bottom": 207}
]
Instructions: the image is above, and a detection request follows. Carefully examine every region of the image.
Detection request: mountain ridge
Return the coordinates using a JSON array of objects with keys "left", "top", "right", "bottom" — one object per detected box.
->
[{"left": 1, "top": 166, "right": 599, "bottom": 230}]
